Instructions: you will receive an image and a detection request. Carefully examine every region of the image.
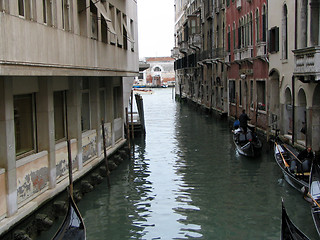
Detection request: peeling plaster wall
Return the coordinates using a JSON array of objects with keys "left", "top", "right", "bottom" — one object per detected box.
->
[
  {"left": 55, "top": 140, "right": 78, "bottom": 182},
  {"left": 16, "top": 153, "right": 49, "bottom": 205},
  {"left": 99, "top": 123, "right": 113, "bottom": 153},
  {"left": 82, "top": 130, "right": 97, "bottom": 163},
  {"left": 0, "top": 169, "right": 7, "bottom": 219},
  {"left": 114, "top": 118, "right": 123, "bottom": 142}
]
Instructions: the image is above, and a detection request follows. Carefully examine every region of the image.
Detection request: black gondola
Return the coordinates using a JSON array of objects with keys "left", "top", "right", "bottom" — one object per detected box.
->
[
  {"left": 52, "top": 196, "right": 86, "bottom": 240},
  {"left": 309, "top": 161, "right": 320, "bottom": 236},
  {"left": 281, "top": 199, "right": 310, "bottom": 240},
  {"left": 274, "top": 139, "right": 309, "bottom": 192},
  {"left": 233, "top": 127, "right": 262, "bottom": 157},
  {"left": 52, "top": 139, "right": 86, "bottom": 240}
]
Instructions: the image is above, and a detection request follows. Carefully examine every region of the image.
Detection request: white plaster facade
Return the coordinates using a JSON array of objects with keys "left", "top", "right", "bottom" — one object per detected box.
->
[{"left": 0, "top": 0, "right": 138, "bottom": 234}]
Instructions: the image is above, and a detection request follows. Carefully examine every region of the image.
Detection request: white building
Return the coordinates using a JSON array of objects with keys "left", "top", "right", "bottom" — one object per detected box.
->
[{"left": 0, "top": 0, "right": 138, "bottom": 234}]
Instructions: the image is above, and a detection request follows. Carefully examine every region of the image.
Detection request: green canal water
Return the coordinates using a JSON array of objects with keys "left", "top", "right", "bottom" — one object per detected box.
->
[{"left": 37, "top": 88, "right": 318, "bottom": 239}]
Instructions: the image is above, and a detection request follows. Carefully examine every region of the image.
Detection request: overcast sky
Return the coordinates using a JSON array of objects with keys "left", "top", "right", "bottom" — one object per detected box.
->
[{"left": 137, "top": 0, "right": 175, "bottom": 59}]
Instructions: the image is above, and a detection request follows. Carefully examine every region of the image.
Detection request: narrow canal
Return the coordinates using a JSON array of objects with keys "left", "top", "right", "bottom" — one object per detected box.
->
[{"left": 38, "top": 88, "right": 317, "bottom": 239}]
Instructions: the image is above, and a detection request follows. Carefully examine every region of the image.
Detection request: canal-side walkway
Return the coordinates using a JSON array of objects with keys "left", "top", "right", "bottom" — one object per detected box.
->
[{"left": 0, "top": 139, "right": 126, "bottom": 237}]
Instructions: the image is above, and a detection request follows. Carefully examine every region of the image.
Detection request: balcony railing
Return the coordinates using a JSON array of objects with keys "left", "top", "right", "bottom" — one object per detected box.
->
[
  {"left": 293, "top": 46, "right": 320, "bottom": 81},
  {"left": 256, "top": 42, "right": 267, "bottom": 57},
  {"left": 200, "top": 48, "right": 225, "bottom": 61}
]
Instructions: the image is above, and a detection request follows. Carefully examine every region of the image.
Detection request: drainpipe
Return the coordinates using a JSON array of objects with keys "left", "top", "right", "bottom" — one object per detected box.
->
[{"left": 292, "top": 75, "right": 295, "bottom": 145}]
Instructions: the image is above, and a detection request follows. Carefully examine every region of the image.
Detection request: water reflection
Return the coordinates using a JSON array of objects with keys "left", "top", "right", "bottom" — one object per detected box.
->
[{"left": 75, "top": 88, "right": 317, "bottom": 239}]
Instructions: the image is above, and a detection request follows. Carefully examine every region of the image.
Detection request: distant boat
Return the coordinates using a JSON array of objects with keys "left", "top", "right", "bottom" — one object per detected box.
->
[
  {"left": 281, "top": 199, "right": 310, "bottom": 240},
  {"left": 132, "top": 88, "right": 153, "bottom": 94}
]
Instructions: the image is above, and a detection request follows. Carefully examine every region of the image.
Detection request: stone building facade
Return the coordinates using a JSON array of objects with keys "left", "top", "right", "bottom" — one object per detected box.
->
[
  {"left": 144, "top": 57, "right": 175, "bottom": 87},
  {"left": 0, "top": 0, "right": 138, "bottom": 234},
  {"left": 173, "top": 0, "right": 320, "bottom": 153}
]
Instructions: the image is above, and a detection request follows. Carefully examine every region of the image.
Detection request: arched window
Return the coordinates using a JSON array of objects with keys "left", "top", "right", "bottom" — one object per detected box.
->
[
  {"left": 227, "top": 26, "right": 231, "bottom": 52},
  {"left": 262, "top": 5, "right": 267, "bottom": 42},
  {"left": 255, "top": 8, "right": 259, "bottom": 43},
  {"left": 249, "top": 12, "right": 253, "bottom": 45},
  {"left": 282, "top": 4, "right": 288, "bottom": 59},
  {"left": 233, "top": 22, "right": 236, "bottom": 49},
  {"left": 154, "top": 67, "right": 161, "bottom": 72}
]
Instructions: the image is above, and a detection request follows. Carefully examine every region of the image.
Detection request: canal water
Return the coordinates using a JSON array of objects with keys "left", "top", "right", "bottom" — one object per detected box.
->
[{"left": 38, "top": 88, "right": 317, "bottom": 239}]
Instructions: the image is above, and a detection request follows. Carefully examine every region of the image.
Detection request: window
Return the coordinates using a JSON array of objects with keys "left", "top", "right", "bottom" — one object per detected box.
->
[
  {"left": 250, "top": 80, "right": 254, "bottom": 108},
  {"left": 43, "top": 0, "right": 53, "bottom": 25},
  {"left": 282, "top": 4, "right": 288, "bottom": 59},
  {"left": 227, "top": 26, "right": 231, "bottom": 52},
  {"left": 43, "top": 0, "right": 46, "bottom": 23},
  {"left": 14, "top": 94, "right": 36, "bottom": 156},
  {"left": 18, "top": 0, "right": 25, "bottom": 17},
  {"left": 268, "top": 27, "right": 279, "bottom": 53},
  {"left": 239, "top": 80, "right": 242, "bottom": 106},
  {"left": 229, "top": 80, "right": 236, "bottom": 103},
  {"left": 255, "top": 9, "right": 260, "bottom": 42},
  {"left": 62, "top": 0, "right": 70, "bottom": 31},
  {"left": 257, "top": 81, "right": 266, "bottom": 111},
  {"left": 113, "top": 86, "right": 122, "bottom": 119},
  {"left": 262, "top": 5, "right": 267, "bottom": 42},
  {"left": 101, "top": 14, "right": 108, "bottom": 43},
  {"left": 233, "top": 23, "right": 236, "bottom": 50},
  {"left": 154, "top": 67, "right": 161, "bottom": 72},
  {"left": 54, "top": 91, "right": 66, "bottom": 141},
  {"left": 249, "top": 13, "right": 253, "bottom": 45},
  {"left": 90, "top": 2, "right": 98, "bottom": 40},
  {"left": 81, "top": 79, "right": 90, "bottom": 131}
]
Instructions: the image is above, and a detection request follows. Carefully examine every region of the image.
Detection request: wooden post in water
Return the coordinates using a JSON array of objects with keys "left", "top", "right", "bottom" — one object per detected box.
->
[
  {"left": 67, "top": 139, "right": 73, "bottom": 196},
  {"left": 125, "top": 107, "right": 131, "bottom": 158},
  {"left": 101, "top": 119, "right": 111, "bottom": 188},
  {"left": 131, "top": 90, "right": 135, "bottom": 143}
]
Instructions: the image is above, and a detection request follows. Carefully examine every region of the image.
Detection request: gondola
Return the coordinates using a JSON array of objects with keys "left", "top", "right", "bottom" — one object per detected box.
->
[
  {"left": 309, "top": 161, "right": 320, "bottom": 236},
  {"left": 52, "top": 139, "right": 86, "bottom": 240},
  {"left": 274, "top": 139, "right": 309, "bottom": 192},
  {"left": 281, "top": 199, "right": 310, "bottom": 240},
  {"left": 52, "top": 196, "right": 86, "bottom": 240},
  {"left": 233, "top": 127, "right": 262, "bottom": 157}
]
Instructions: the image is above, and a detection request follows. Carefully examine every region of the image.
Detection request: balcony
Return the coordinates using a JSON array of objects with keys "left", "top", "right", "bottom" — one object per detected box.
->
[
  {"left": 188, "top": 34, "right": 202, "bottom": 50},
  {"left": 200, "top": 48, "right": 225, "bottom": 62},
  {"left": 171, "top": 47, "right": 180, "bottom": 59},
  {"left": 293, "top": 46, "right": 320, "bottom": 82},
  {"left": 179, "top": 41, "right": 189, "bottom": 53},
  {"left": 225, "top": 52, "right": 231, "bottom": 63},
  {"left": 256, "top": 42, "right": 267, "bottom": 57},
  {"left": 236, "top": 0, "right": 241, "bottom": 10},
  {"left": 234, "top": 49, "right": 241, "bottom": 61},
  {"left": 241, "top": 46, "right": 253, "bottom": 60}
]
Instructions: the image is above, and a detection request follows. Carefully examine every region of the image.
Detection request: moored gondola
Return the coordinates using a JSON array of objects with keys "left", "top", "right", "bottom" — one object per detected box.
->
[
  {"left": 52, "top": 139, "right": 86, "bottom": 240},
  {"left": 281, "top": 199, "right": 310, "bottom": 240},
  {"left": 274, "top": 139, "right": 309, "bottom": 192},
  {"left": 52, "top": 196, "right": 86, "bottom": 240},
  {"left": 309, "top": 161, "right": 320, "bottom": 237},
  {"left": 233, "top": 127, "right": 262, "bottom": 157}
]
